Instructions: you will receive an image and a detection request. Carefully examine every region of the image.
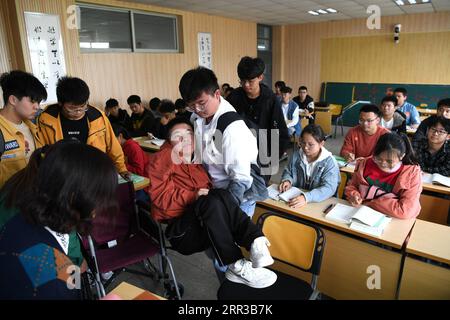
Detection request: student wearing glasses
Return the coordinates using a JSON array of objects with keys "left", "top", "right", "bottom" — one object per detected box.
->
[
  {"left": 0, "top": 70, "right": 47, "bottom": 187},
  {"left": 345, "top": 132, "right": 422, "bottom": 219},
  {"left": 38, "top": 77, "right": 130, "bottom": 179},
  {"left": 340, "top": 104, "right": 389, "bottom": 163},
  {"left": 412, "top": 116, "right": 450, "bottom": 176}
]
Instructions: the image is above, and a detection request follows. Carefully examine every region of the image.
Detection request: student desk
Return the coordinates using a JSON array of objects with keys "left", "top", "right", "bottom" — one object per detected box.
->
[
  {"left": 110, "top": 282, "right": 165, "bottom": 300},
  {"left": 339, "top": 165, "right": 450, "bottom": 225},
  {"left": 398, "top": 220, "right": 450, "bottom": 299},
  {"left": 416, "top": 108, "right": 437, "bottom": 116},
  {"left": 133, "top": 137, "right": 161, "bottom": 153},
  {"left": 254, "top": 198, "right": 416, "bottom": 299}
]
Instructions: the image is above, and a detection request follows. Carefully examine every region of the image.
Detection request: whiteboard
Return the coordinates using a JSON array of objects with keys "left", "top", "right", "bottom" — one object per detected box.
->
[
  {"left": 198, "top": 32, "right": 212, "bottom": 70},
  {"left": 24, "top": 12, "right": 67, "bottom": 104}
]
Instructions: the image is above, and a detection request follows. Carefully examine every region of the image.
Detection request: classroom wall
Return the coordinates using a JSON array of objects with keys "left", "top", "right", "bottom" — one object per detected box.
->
[
  {"left": 274, "top": 12, "right": 450, "bottom": 101},
  {"left": 2, "top": 0, "right": 257, "bottom": 109}
]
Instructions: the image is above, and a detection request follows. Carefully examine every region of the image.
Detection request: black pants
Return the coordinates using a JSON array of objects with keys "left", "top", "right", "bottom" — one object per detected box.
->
[{"left": 165, "top": 189, "right": 264, "bottom": 266}]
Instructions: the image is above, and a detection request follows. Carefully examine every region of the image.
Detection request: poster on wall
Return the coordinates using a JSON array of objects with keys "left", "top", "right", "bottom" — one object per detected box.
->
[
  {"left": 24, "top": 12, "right": 67, "bottom": 104},
  {"left": 198, "top": 32, "right": 212, "bottom": 70}
]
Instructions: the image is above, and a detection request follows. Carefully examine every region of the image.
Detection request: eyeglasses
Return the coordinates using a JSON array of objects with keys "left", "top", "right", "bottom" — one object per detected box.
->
[
  {"left": 373, "top": 156, "right": 397, "bottom": 167},
  {"left": 239, "top": 78, "right": 259, "bottom": 86},
  {"left": 186, "top": 96, "right": 213, "bottom": 113},
  {"left": 359, "top": 117, "right": 378, "bottom": 124},
  {"left": 298, "top": 141, "right": 318, "bottom": 149},
  {"left": 64, "top": 103, "right": 89, "bottom": 115},
  {"left": 428, "top": 127, "right": 448, "bottom": 136}
]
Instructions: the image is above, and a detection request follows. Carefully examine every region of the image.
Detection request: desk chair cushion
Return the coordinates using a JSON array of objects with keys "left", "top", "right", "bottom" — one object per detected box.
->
[{"left": 217, "top": 269, "right": 313, "bottom": 300}]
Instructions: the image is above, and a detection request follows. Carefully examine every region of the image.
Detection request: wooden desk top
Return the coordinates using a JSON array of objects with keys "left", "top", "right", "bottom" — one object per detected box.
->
[
  {"left": 339, "top": 166, "right": 450, "bottom": 195},
  {"left": 416, "top": 108, "right": 437, "bottom": 115},
  {"left": 133, "top": 137, "right": 161, "bottom": 152},
  {"left": 406, "top": 219, "right": 450, "bottom": 264},
  {"left": 110, "top": 282, "right": 165, "bottom": 300},
  {"left": 134, "top": 177, "right": 150, "bottom": 191},
  {"left": 257, "top": 197, "right": 416, "bottom": 249}
]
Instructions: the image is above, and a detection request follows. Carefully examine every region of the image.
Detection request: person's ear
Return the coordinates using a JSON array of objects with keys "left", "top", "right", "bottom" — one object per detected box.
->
[
  {"left": 258, "top": 74, "right": 264, "bottom": 82},
  {"left": 8, "top": 95, "right": 19, "bottom": 107}
]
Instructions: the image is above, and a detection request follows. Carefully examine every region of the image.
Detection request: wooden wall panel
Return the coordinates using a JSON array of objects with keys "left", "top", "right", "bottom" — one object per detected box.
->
[
  {"left": 276, "top": 12, "right": 450, "bottom": 100},
  {"left": 11, "top": 0, "right": 257, "bottom": 109}
]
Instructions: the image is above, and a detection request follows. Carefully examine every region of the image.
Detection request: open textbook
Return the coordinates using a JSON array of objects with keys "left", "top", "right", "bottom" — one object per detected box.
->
[
  {"left": 267, "top": 184, "right": 304, "bottom": 202},
  {"left": 325, "top": 203, "right": 392, "bottom": 237},
  {"left": 422, "top": 173, "right": 450, "bottom": 188}
]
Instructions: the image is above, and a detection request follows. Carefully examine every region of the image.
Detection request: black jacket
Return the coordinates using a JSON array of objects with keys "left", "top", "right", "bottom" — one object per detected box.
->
[
  {"left": 227, "top": 84, "right": 290, "bottom": 160},
  {"left": 108, "top": 109, "right": 133, "bottom": 132},
  {"left": 130, "top": 109, "right": 156, "bottom": 137}
]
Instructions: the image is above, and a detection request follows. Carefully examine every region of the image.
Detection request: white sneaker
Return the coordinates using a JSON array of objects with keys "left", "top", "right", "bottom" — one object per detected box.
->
[
  {"left": 250, "top": 236, "right": 274, "bottom": 268},
  {"left": 225, "top": 259, "right": 277, "bottom": 289}
]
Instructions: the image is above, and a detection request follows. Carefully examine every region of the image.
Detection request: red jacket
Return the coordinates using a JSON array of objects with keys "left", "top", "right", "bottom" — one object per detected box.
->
[
  {"left": 122, "top": 139, "right": 149, "bottom": 176},
  {"left": 145, "top": 143, "right": 212, "bottom": 221},
  {"left": 345, "top": 157, "right": 422, "bottom": 219}
]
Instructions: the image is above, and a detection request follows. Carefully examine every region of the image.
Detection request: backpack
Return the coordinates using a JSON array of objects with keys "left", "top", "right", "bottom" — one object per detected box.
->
[{"left": 213, "top": 112, "right": 268, "bottom": 202}]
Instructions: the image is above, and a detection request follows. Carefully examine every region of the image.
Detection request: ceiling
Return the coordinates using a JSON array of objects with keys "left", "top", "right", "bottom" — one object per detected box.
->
[{"left": 125, "top": 0, "right": 450, "bottom": 25}]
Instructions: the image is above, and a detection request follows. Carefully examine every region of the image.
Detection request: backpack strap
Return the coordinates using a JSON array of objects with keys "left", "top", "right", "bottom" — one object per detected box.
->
[{"left": 0, "top": 129, "right": 5, "bottom": 159}]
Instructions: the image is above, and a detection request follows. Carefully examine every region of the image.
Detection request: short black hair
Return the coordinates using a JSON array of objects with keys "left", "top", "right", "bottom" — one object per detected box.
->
[
  {"left": 0, "top": 70, "right": 47, "bottom": 105},
  {"left": 179, "top": 67, "right": 219, "bottom": 103},
  {"left": 360, "top": 104, "right": 381, "bottom": 117},
  {"left": 127, "top": 95, "right": 141, "bottom": 105},
  {"left": 394, "top": 87, "right": 408, "bottom": 96},
  {"left": 159, "top": 99, "right": 176, "bottom": 114},
  {"left": 221, "top": 83, "right": 230, "bottom": 89},
  {"left": 301, "top": 124, "right": 326, "bottom": 143},
  {"left": 237, "top": 56, "right": 265, "bottom": 80},
  {"left": 225, "top": 87, "right": 234, "bottom": 94},
  {"left": 149, "top": 97, "right": 161, "bottom": 110},
  {"left": 299, "top": 86, "right": 308, "bottom": 91},
  {"left": 437, "top": 98, "right": 450, "bottom": 109},
  {"left": 280, "top": 86, "right": 292, "bottom": 94},
  {"left": 381, "top": 95, "right": 398, "bottom": 106},
  {"left": 275, "top": 81, "right": 286, "bottom": 89},
  {"left": 112, "top": 123, "right": 131, "bottom": 140},
  {"left": 429, "top": 116, "right": 450, "bottom": 133},
  {"left": 56, "top": 77, "right": 90, "bottom": 105},
  {"left": 175, "top": 98, "right": 186, "bottom": 110},
  {"left": 3, "top": 141, "right": 118, "bottom": 234},
  {"left": 105, "top": 98, "right": 119, "bottom": 109},
  {"left": 166, "top": 116, "right": 194, "bottom": 139}
]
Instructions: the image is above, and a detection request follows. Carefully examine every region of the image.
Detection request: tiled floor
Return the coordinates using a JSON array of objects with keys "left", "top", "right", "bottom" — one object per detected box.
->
[{"left": 106, "top": 125, "right": 350, "bottom": 300}]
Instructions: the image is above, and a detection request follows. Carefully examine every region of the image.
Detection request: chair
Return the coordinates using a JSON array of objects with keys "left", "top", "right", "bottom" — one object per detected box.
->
[
  {"left": 337, "top": 171, "right": 348, "bottom": 199},
  {"left": 81, "top": 181, "right": 183, "bottom": 300},
  {"left": 217, "top": 211, "right": 325, "bottom": 300},
  {"left": 329, "top": 104, "right": 343, "bottom": 138}
]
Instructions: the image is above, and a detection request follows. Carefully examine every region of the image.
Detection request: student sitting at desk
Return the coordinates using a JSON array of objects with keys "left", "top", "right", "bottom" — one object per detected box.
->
[
  {"left": 0, "top": 141, "right": 118, "bottom": 299},
  {"left": 345, "top": 132, "right": 422, "bottom": 219},
  {"left": 412, "top": 116, "right": 450, "bottom": 176},
  {"left": 413, "top": 98, "right": 450, "bottom": 144},
  {"left": 340, "top": 104, "right": 389, "bottom": 162},
  {"left": 146, "top": 117, "right": 277, "bottom": 289},
  {"left": 279, "top": 124, "right": 340, "bottom": 208},
  {"left": 379, "top": 96, "right": 406, "bottom": 134},
  {"left": 128, "top": 95, "right": 156, "bottom": 138},
  {"left": 105, "top": 98, "right": 133, "bottom": 132},
  {"left": 394, "top": 87, "right": 421, "bottom": 129}
]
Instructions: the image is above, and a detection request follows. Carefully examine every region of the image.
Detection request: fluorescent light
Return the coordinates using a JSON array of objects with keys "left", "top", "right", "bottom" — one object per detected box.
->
[
  {"left": 317, "top": 9, "right": 328, "bottom": 14},
  {"left": 408, "top": 0, "right": 417, "bottom": 4},
  {"left": 327, "top": 8, "right": 337, "bottom": 13},
  {"left": 422, "top": 0, "right": 429, "bottom": 2},
  {"left": 308, "top": 10, "right": 319, "bottom": 15},
  {"left": 91, "top": 42, "right": 110, "bottom": 49},
  {"left": 80, "top": 42, "right": 91, "bottom": 49},
  {"left": 395, "top": 0, "right": 405, "bottom": 5}
]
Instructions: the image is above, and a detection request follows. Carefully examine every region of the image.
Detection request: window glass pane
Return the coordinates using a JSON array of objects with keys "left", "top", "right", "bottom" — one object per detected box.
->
[
  {"left": 134, "top": 13, "right": 178, "bottom": 51},
  {"left": 257, "top": 25, "right": 270, "bottom": 39},
  {"left": 79, "top": 6, "right": 132, "bottom": 51},
  {"left": 257, "top": 39, "right": 270, "bottom": 51}
]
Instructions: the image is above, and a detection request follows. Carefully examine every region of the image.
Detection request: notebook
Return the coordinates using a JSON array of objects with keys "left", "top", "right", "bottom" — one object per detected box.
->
[
  {"left": 267, "top": 184, "right": 304, "bottom": 202},
  {"left": 333, "top": 155, "right": 356, "bottom": 169},
  {"left": 118, "top": 173, "right": 145, "bottom": 185},
  {"left": 325, "top": 203, "right": 392, "bottom": 237},
  {"left": 144, "top": 138, "right": 165, "bottom": 147},
  {"left": 422, "top": 173, "right": 450, "bottom": 188}
]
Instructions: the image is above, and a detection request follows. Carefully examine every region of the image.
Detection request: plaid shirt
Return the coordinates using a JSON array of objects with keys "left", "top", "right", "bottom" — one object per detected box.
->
[{"left": 412, "top": 138, "right": 450, "bottom": 176}]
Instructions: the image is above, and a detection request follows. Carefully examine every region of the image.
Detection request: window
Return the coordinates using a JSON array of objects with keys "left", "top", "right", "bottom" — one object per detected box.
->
[
  {"left": 77, "top": 4, "right": 179, "bottom": 53},
  {"left": 257, "top": 24, "right": 272, "bottom": 88}
]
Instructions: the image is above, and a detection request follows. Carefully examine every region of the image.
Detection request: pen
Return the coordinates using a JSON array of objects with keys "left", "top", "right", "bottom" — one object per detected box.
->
[{"left": 323, "top": 203, "right": 334, "bottom": 214}]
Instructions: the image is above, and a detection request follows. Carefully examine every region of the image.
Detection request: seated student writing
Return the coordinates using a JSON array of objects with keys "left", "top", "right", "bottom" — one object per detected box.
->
[
  {"left": 38, "top": 77, "right": 130, "bottom": 180},
  {"left": 0, "top": 141, "right": 118, "bottom": 299},
  {"left": 379, "top": 96, "right": 406, "bottom": 134},
  {"left": 112, "top": 124, "right": 149, "bottom": 177},
  {"left": 413, "top": 98, "right": 450, "bottom": 143},
  {"left": 279, "top": 124, "right": 340, "bottom": 208},
  {"left": 412, "top": 116, "right": 450, "bottom": 176},
  {"left": 340, "top": 104, "right": 389, "bottom": 163},
  {"left": 145, "top": 117, "right": 277, "bottom": 289},
  {"left": 128, "top": 95, "right": 156, "bottom": 138},
  {"left": 105, "top": 98, "right": 133, "bottom": 132},
  {"left": 345, "top": 133, "right": 422, "bottom": 219}
]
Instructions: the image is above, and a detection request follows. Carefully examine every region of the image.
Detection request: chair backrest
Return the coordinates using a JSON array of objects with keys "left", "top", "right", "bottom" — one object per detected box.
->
[
  {"left": 329, "top": 104, "right": 343, "bottom": 116},
  {"left": 337, "top": 172, "right": 348, "bottom": 199},
  {"left": 90, "top": 181, "right": 137, "bottom": 246},
  {"left": 256, "top": 212, "right": 325, "bottom": 276}
]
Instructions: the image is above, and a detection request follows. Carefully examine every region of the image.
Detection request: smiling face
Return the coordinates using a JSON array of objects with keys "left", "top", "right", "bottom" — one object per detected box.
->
[{"left": 427, "top": 122, "right": 450, "bottom": 148}]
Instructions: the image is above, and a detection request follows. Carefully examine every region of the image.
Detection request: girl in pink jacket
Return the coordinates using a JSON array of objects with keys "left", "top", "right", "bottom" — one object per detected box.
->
[{"left": 345, "top": 132, "right": 422, "bottom": 219}]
